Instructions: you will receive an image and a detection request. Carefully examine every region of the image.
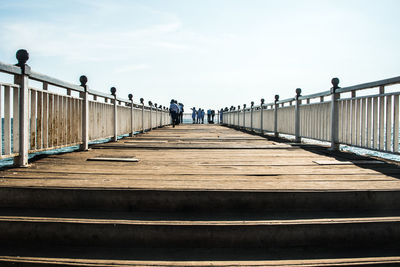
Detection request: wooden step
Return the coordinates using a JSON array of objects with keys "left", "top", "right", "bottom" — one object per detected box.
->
[
  {"left": 1, "top": 210, "right": 400, "bottom": 248},
  {"left": 1, "top": 187, "right": 400, "bottom": 213},
  {"left": 1, "top": 246, "right": 400, "bottom": 266}
]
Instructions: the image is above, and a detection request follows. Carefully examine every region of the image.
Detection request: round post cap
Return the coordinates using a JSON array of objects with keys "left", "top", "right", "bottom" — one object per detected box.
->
[
  {"left": 140, "top": 98, "right": 144, "bottom": 104},
  {"left": 110, "top": 87, "right": 116, "bottom": 96},
  {"left": 251, "top": 101, "right": 254, "bottom": 107},
  {"left": 16, "top": 49, "right": 29, "bottom": 66},
  {"left": 79, "top": 75, "right": 88, "bottom": 87},
  {"left": 128, "top": 93, "right": 133, "bottom": 100},
  {"left": 331, "top": 77, "right": 340, "bottom": 89}
]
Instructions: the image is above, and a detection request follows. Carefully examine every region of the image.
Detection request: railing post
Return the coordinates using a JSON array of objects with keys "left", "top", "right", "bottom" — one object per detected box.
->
[
  {"left": 154, "top": 103, "right": 158, "bottom": 128},
  {"left": 14, "top": 49, "right": 31, "bottom": 167},
  {"left": 330, "top": 78, "right": 340, "bottom": 150},
  {"left": 80, "top": 75, "right": 89, "bottom": 151},
  {"left": 295, "top": 88, "right": 302, "bottom": 143},
  {"left": 243, "top": 104, "right": 246, "bottom": 129},
  {"left": 140, "top": 98, "right": 144, "bottom": 133},
  {"left": 260, "top": 99, "right": 264, "bottom": 135},
  {"left": 237, "top": 105, "right": 240, "bottom": 127},
  {"left": 250, "top": 101, "right": 254, "bottom": 131},
  {"left": 129, "top": 93, "right": 134, "bottom": 137},
  {"left": 148, "top": 101, "right": 152, "bottom": 130},
  {"left": 111, "top": 87, "right": 117, "bottom": 142},
  {"left": 274, "top": 95, "right": 279, "bottom": 137}
]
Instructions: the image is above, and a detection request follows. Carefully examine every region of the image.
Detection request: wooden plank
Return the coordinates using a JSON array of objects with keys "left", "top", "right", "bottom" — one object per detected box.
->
[
  {"left": 87, "top": 157, "right": 139, "bottom": 162},
  {"left": 313, "top": 160, "right": 384, "bottom": 165}
]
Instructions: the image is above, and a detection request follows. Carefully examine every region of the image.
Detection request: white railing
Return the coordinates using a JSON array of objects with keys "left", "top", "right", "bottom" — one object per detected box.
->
[
  {"left": 222, "top": 77, "right": 400, "bottom": 154},
  {"left": 0, "top": 49, "right": 170, "bottom": 166}
]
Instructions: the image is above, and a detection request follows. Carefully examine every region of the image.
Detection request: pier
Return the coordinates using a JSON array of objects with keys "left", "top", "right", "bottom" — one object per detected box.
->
[{"left": 0, "top": 50, "right": 400, "bottom": 266}]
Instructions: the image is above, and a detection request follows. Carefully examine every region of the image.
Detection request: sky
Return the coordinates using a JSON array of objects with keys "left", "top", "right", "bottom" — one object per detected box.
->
[{"left": 0, "top": 0, "right": 399, "bottom": 111}]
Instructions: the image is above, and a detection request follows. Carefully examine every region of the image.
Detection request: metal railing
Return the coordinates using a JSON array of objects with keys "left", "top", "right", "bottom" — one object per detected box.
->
[
  {"left": 222, "top": 76, "right": 400, "bottom": 154},
  {"left": 0, "top": 49, "right": 170, "bottom": 166}
]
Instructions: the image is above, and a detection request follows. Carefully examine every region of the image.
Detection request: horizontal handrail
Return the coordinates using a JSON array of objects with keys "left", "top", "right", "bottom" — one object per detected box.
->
[
  {"left": 30, "top": 71, "right": 83, "bottom": 92},
  {"left": 0, "top": 61, "right": 21, "bottom": 75}
]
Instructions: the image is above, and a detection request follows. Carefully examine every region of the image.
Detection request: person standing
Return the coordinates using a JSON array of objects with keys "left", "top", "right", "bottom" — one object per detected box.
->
[
  {"left": 220, "top": 108, "right": 224, "bottom": 123},
  {"left": 169, "top": 99, "right": 180, "bottom": 127},
  {"left": 201, "top": 109, "right": 205, "bottom": 124},
  {"left": 211, "top": 110, "right": 215, "bottom": 124},
  {"left": 207, "top": 109, "right": 211, "bottom": 123},
  {"left": 191, "top": 107, "right": 197, "bottom": 124},
  {"left": 178, "top": 103, "right": 184, "bottom": 124},
  {"left": 197, "top": 108, "right": 201, "bottom": 124}
]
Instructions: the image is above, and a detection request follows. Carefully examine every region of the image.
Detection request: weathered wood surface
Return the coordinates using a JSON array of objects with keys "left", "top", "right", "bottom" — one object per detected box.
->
[{"left": 0, "top": 124, "right": 399, "bottom": 190}]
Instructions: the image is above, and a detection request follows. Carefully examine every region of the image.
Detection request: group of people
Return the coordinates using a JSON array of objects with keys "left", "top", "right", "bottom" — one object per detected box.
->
[
  {"left": 169, "top": 99, "right": 184, "bottom": 127},
  {"left": 191, "top": 108, "right": 216, "bottom": 124}
]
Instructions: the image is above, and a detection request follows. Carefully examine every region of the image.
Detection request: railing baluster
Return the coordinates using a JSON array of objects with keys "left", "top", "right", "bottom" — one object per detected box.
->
[
  {"left": 30, "top": 89, "right": 37, "bottom": 150},
  {"left": 394, "top": 95, "right": 399, "bottom": 152},
  {"left": 13, "top": 85, "right": 20, "bottom": 154},
  {"left": 366, "top": 97, "right": 372, "bottom": 148},
  {"left": 385, "top": 95, "right": 392, "bottom": 151},
  {"left": 4, "top": 86, "right": 11, "bottom": 155},
  {"left": 373, "top": 97, "right": 378, "bottom": 149},
  {"left": 379, "top": 91, "right": 385, "bottom": 150},
  {"left": 361, "top": 98, "right": 366, "bottom": 147}
]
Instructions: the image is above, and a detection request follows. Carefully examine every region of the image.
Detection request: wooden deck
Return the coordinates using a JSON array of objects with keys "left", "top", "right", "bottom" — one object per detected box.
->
[
  {"left": 0, "top": 124, "right": 399, "bottom": 191},
  {"left": 1, "top": 124, "right": 400, "bottom": 266}
]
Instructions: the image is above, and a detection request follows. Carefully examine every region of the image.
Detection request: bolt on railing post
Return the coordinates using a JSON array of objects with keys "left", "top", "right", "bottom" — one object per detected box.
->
[
  {"left": 330, "top": 78, "right": 340, "bottom": 150},
  {"left": 260, "top": 99, "right": 264, "bottom": 135},
  {"left": 243, "top": 104, "right": 246, "bottom": 129},
  {"left": 111, "top": 87, "right": 117, "bottom": 142},
  {"left": 128, "top": 93, "right": 134, "bottom": 137},
  {"left": 295, "top": 88, "right": 302, "bottom": 143},
  {"left": 14, "top": 49, "right": 31, "bottom": 167},
  {"left": 274, "top": 95, "right": 279, "bottom": 137},
  {"left": 250, "top": 101, "right": 254, "bottom": 132},
  {"left": 148, "top": 101, "right": 152, "bottom": 131},
  {"left": 79, "top": 75, "right": 89, "bottom": 151}
]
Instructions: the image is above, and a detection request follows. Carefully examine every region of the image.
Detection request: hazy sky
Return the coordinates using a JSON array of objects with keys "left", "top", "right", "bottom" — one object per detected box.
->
[{"left": 0, "top": 0, "right": 399, "bottom": 110}]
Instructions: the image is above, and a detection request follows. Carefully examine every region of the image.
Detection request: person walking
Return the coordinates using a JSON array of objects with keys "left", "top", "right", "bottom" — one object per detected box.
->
[{"left": 169, "top": 99, "right": 180, "bottom": 128}]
